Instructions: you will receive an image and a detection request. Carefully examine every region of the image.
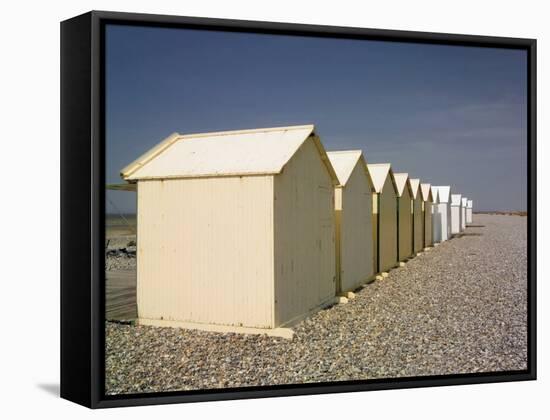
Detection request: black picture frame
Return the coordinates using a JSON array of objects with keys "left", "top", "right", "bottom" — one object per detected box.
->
[{"left": 60, "top": 10, "right": 537, "bottom": 409}]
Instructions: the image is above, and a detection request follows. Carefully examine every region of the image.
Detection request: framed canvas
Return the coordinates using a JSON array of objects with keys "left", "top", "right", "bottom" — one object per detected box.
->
[{"left": 60, "top": 10, "right": 536, "bottom": 408}]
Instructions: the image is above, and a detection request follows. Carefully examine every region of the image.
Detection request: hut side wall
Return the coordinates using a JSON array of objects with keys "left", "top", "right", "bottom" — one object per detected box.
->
[
  {"left": 446, "top": 204, "right": 452, "bottom": 239},
  {"left": 273, "top": 137, "right": 336, "bottom": 326},
  {"left": 372, "top": 193, "right": 379, "bottom": 273},
  {"left": 379, "top": 176, "right": 398, "bottom": 272},
  {"left": 461, "top": 206, "right": 467, "bottom": 230},
  {"left": 424, "top": 201, "right": 433, "bottom": 247},
  {"left": 432, "top": 202, "right": 441, "bottom": 243},
  {"left": 136, "top": 176, "right": 275, "bottom": 329},
  {"left": 451, "top": 205, "right": 461, "bottom": 234},
  {"left": 338, "top": 163, "right": 374, "bottom": 292},
  {"left": 398, "top": 188, "right": 413, "bottom": 261},
  {"left": 413, "top": 197, "right": 424, "bottom": 253},
  {"left": 466, "top": 208, "right": 473, "bottom": 224}
]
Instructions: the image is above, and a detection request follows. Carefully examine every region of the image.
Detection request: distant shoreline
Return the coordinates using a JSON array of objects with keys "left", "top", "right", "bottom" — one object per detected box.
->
[{"left": 474, "top": 211, "right": 527, "bottom": 216}]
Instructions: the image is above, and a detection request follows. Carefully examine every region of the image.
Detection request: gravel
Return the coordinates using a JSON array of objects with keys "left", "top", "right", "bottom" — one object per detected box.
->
[
  {"left": 106, "top": 248, "right": 136, "bottom": 271},
  {"left": 105, "top": 214, "right": 528, "bottom": 395}
]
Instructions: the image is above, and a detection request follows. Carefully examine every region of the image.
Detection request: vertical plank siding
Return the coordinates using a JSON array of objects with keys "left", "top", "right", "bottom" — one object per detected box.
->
[
  {"left": 378, "top": 176, "right": 398, "bottom": 272},
  {"left": 338, "top": 163, "right": 374, "bottom": 292},
  {"left": 413, "top": 196, "right": 424, "bottom": 253},
  {"left": 424, "top": 201, "right": 433, "bottom": 247},
  {"left": 137, "top": 176, "right": 275, "bottom": 328},
  {"left": 397, "top": 188, "right": 413, "bottom": 261},
  {"left": 273, "top": 138, "right": 336, "bottom": 326}
]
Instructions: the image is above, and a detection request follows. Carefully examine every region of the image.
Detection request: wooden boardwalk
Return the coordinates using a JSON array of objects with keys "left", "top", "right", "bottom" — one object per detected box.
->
[{"left": 106, "top": 270, "right": 137, "bottom": 321}]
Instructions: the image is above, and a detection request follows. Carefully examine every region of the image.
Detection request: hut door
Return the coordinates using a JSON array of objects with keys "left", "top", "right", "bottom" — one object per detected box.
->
[{"left": 317, "top": 185, "right": 336, "bottom": 303}]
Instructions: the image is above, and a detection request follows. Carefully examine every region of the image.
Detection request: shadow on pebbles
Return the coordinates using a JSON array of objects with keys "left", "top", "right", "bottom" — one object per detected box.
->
[{"left": 106, "top": 214, "right": 528, "bottom": 395}]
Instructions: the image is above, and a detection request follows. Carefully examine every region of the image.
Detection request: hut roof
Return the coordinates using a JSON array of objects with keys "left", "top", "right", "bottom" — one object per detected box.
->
[
  {"left": 409, "top": 178, "right": 421, "bottom": 199},
  {"left": 431, "top": 186, "right": 439, "bottom": 204},
  {"left": 433, "top": 186, "right": 451, "bottom": 203},
  {"left": 393, "top": 173, "right": 413, "bottom": 197},
  {"left": 121, "top": 124, "right": 338, "bottom": 183},
  {"left": 451, "top": 194, "right": 463, "bottom": 206},
  {"left": 326, "top": 150, "right": 374, "bottom": 190},
  {"left": 367, "top": 163, "right": 397, "bottom": 194},
  {"left": 420, "top": 183, "right": 433, "bottom": 202}
]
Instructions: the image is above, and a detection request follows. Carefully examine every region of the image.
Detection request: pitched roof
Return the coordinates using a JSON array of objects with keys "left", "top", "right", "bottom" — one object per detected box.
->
[
  {"left": 367, "top": 163, "right": 396, "bottom": 194},
  {"left": 393, "top": 173, "right": 413, "bottom": 197},
  {"left": 431, "top": 186, "right": 439, "bottom": 204},
  {"left": 409, "top": 178, "right": 421, "bottom": 199},
  {"left": 433, "top": 186, "right": 451, "bottom": 203},
  {"left": 461, "top": 197, "right": 468, "bottom": 206},
  {"left": 420, "top": 183, "right": 433, "bottom": 202},
  {"left": 121, "top": 125, "right": 337, "bottom": 183},
  {"left": 326, "top": 150, "right": 373, "bottom": 190},
  {"left": 467, "top": 200, "right": 473, "bottom": 208},
  {"left": 451, "top": 194, "right": 462, "bottom": 206}
]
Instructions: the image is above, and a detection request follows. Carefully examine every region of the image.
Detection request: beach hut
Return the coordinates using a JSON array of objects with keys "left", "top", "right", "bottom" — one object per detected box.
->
[
  {"left": 367, "top": 163, "right": 399, "bottom": 274},
  {"left": 410, "top": 178, "right": 424, "bottom": 254},
  {"left": 461, "top": 197, "right": 468, "bottom": 231},
  {"left": 433, "top": 186, "right": 452, "bottom": 241},
  {"left": 421, "top": 183, "right": 434, "bottom": 248},
  {"left": 466, "top": 199, "right": 473, "bottom": 224},
  {"left": 120, "top": 125, "right": 339, "bottom": 336},
  {"left": 451, "top": 193, "right": 462, "bottom": 235},
  {"left": 431, "top": 187, "right": 441, "bottom": 243},
  {"left": 393, "top": 173, "right": 414, "bottom": 262},
  {"left": 327, "top": 150, "right": 375, "bottom": 295}
]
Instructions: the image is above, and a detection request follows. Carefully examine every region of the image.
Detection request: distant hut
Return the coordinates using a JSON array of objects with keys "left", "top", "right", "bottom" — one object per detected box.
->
[
  {"left": 367, "top": 163, "right": 399, "bottom": 274},
  {"left": 410, "top": 178, "right": 424, "bottom": 254},
  {"left": 466, "top": 199, "right": 473, "bottom": 224},
  {"left": 433, "top": 186, "right": 452, "bottom": 241},
  {"left": 327, "top": 150, "right": 375, "bottom": 295},
  {"left": 393, "top": 173, "right": 414, "bottom": 262},
  {"left": 461, "top": 197, "right": 468, "bottom": 231},
  {"left": 121, "top": 125, "right": 339, "bottom": 335},
  {"left": 431, "top": 187, "right": 441, "bottom": 243},
  {"left": 421, "top": 183, "right": 434, "bottom": 248},
  {"left": 451, "top": 193, "right": 463, "bottom": 235}
]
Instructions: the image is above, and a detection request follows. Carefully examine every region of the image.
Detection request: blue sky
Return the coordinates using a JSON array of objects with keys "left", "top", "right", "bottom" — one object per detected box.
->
[{"left": 106, "top": 24, "right": 527, "bottom": 213}]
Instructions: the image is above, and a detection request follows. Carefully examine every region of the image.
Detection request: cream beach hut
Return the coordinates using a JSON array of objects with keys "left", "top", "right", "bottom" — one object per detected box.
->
[
  {"left": 410, "top": 178, "right": 424, "bottom": 254},
  {"left": 431, "top": 187, "right": 441, "bottom": 243},
  {"left": 394, "top": 173, "right": 414, "bottom": 262},
  {"left": 451, "top": 193, "right": 463, "bottom": 235},
  {"left": 367, "top": 163, "right": 399, "bottom": 274},
  {"left": 466, "top": 199, "right": 473, "bottom": 224},
  {"left": 433, "top": 186, "right": 452, "bottom": 241},
  {"left": 121, "top": 125, "right": 339, "bottom": 337},
  {"left": 421, "top": 183, "right": 434, "bottom": 248},
  {"left": 327, "top": 150, "right": 375, "bottom": 295},
  {"left": 461, "top": 197, "right": 468, "bottom": 231}
]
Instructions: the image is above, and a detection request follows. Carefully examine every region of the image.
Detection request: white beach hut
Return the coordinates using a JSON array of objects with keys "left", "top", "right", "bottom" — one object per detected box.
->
[
  {"left": 410, "top": 178, "right": 424, "bottom": 254},
  {"left": 433, "top": 186, "right": 452, "bottom": 242},
  {"left": 121, "top": 125, "right": 339, "bottom": 336},
  {"left": 394, "top": 173, "right": 414, "bottom": 262},
  {"left": 431, "top": 187, "right": 441, "bottom": 243},
  {"left": 466, "top": 199, "right": 473, "bottom": 224},
  {"left": 461, "top": 197, "right": 468, "bottom": 231},
  {"left": 327, "top": 150, "right": 375, "bottom": 295},
  {"left": 421, "top": 183, "right": 434, "bottom": 248},
  {"left": 367, "top": 163, "right": 399, "bottom": 274},
  {"left": 451, "top": 193, "right": 463, "bottom": 235}
]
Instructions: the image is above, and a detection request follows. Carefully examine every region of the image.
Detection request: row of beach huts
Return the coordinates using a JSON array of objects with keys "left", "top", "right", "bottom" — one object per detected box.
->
[{"left": 118, "top": 124, "right": 474, "bottom": 337}]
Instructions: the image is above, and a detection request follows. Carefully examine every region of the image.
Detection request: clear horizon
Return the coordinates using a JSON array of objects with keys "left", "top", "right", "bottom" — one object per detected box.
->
[{"left": 106, "top": 24, "right": 527, "bottom": 213}]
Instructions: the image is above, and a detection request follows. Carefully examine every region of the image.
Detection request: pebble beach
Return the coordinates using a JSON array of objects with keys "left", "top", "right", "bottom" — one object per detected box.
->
[{"left": 105, "top": 214, "right": 528, "bottom": 395}]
